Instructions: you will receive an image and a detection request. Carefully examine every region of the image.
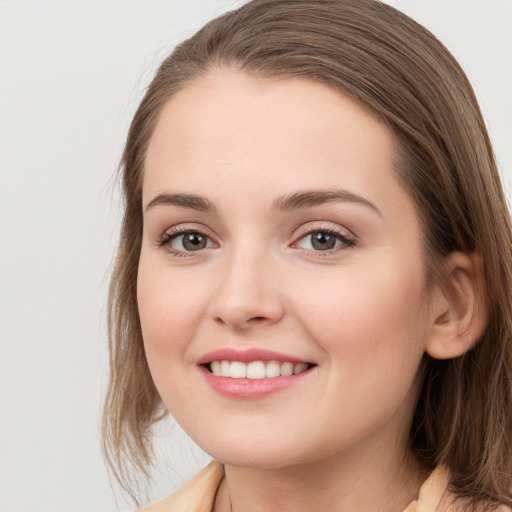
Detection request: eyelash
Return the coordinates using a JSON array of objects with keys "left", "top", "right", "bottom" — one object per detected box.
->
[{"left": 157, "top": 226, "right": 356, "bottom": 257}]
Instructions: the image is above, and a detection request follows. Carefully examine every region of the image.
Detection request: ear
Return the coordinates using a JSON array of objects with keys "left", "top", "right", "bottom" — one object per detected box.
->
[{"left": 426, "top": 252, "right": 488, "bottom": 360}]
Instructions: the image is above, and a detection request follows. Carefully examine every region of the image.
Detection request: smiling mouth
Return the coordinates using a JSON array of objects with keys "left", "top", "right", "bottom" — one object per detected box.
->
[{"left": 206, "top": 360, "right": 315, "bottom": 379}]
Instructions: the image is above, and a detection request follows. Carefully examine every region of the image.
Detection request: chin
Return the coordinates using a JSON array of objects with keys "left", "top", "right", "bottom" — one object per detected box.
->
[
  {"left": 207, "top": 447, "right": 300, "bottom": 470},
  {"left": 187, "top": 428, "right": 303, "bottom": 469}
]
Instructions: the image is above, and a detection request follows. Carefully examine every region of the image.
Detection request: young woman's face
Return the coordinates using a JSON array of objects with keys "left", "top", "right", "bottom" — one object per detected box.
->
[{"left": 138, "top": 71, "right": 435, "bottom": 469}]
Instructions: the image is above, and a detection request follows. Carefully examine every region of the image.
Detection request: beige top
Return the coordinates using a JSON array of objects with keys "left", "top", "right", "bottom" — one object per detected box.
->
[{"left": 140, "top": 461, "right": 508, "bottom": 512}]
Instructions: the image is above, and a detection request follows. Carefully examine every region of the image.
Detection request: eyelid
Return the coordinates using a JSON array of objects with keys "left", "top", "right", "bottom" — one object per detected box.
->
[{"left": 292, "top": 221, "right": 355, "bottom": 240}]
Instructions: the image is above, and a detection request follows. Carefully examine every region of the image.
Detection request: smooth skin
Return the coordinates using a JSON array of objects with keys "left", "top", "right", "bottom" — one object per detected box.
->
[{"left": 137, "top": 70, "right": 485, "bottom": 512}]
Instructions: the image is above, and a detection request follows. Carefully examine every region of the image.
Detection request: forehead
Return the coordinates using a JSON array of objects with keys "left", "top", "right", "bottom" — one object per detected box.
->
[{"left": 144, "top": 70, "right": 398, "bottom": 199}]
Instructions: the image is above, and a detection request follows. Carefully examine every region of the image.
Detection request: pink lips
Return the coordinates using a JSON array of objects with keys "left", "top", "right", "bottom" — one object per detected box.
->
[
  {"left": 197, "top": 347, "right": 310, "bottom": 365},
  {"left": 197, "top": 348, "right": 315, "bottom": 399}
]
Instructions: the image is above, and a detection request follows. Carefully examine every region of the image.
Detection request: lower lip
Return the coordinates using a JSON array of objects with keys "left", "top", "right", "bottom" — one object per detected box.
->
[{"left": 200, "top": 366, "right": 312, "bottom": 399}]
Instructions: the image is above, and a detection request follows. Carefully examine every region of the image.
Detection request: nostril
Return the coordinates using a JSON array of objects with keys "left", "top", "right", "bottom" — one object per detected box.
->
[
  {"left": 246, "top": 316, "right": 271, "bottom": 325},
  {"left": 211, "top": 298, "right": 284, "bottom": 330},
  {"left": 213, "top": 314, "right": 271, "bottom": 329}
]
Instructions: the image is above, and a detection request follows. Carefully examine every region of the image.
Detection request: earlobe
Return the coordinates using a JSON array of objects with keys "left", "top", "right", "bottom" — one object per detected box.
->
[{"left": 425, "top": 252, "right": 488, "bottom": 360}]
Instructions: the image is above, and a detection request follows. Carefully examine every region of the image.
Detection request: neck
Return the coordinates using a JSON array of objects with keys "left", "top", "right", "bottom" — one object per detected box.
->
[{"left": 214, "top": 433, "right": 428, "bottom": 512}]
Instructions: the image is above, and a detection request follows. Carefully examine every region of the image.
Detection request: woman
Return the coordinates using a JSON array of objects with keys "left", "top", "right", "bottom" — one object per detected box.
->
[{"left": 102, "top": 0, "right": 512, "bottom": 510}]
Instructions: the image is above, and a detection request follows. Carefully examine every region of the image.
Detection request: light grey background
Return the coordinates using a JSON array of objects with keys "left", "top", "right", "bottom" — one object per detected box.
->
[{"left": 1, "top": 1, "right": 511, "bottom": 511}]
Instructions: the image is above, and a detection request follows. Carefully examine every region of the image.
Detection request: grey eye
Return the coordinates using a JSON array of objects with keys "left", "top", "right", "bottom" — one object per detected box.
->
[
  {"left": 296, "top": 230, "right": 343, "bottom": 251},
  {"left": 309, "top": 231, "right": 337, "bottom": 250},
  {"left": 294, "top": 228, "right": 355, "bottom": 253},
  {"left": 172, "top": 232, "right": 210, "bottom": 251}
]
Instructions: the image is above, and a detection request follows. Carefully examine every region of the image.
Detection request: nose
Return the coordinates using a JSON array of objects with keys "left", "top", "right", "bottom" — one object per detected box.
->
[{"left": 209, "top": 249, "right": 285, "bottom": 331}]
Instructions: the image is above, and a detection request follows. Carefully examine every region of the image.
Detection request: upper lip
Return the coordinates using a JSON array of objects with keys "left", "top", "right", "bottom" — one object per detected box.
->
[{"left": 196, "top": 348, "right": 312, "bottom": 365}]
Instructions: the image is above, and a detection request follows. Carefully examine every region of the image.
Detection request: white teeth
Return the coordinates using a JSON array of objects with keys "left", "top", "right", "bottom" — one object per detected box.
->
[
  {"left": 220, "top": 360, "right": 231, "bottom": 377},
  {"left": 230, "top": 361, "right": 247, "bottom": 378},
  {"left": 209, "top": 360, "right": 311, "bottom": 379},
  {"left": 265, "top": 360, "right": 281, "bottom": 378},
  {"left": 247, "top": 361, "right": 266, "bottom": 379},
  {"left": 211, "top": 361, "right": 221, "bottom": 375},
  {"left": 280, "top": 362, "right": 294, "bottom": 376}
]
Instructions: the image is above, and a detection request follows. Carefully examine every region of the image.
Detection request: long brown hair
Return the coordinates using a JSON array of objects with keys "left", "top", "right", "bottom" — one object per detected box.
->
[{"left": 102, "top": 0, "right": 512, "bottom": 507}]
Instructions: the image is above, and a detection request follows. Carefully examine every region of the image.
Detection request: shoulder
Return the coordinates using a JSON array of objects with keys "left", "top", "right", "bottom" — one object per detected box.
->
[
  {"left": 407, "top": 466, "right": 511, "bottom": 512},
  {"left": 437, "top": 490, "right": 512, "bottom": 512},
  {"left": 138, "top": 461, "right": 224, "bottom": 512}
]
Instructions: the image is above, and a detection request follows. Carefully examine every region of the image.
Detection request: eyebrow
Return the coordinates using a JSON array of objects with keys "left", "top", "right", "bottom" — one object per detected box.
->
[
  {"left": 145, "top": 193, "right": 216, "bottom": 212},
  {"left": 272, "top": 189, "right": 381, "bottom": 216},
  {"left": 144, "top": 189, "right": 381, "bottom": 216}
]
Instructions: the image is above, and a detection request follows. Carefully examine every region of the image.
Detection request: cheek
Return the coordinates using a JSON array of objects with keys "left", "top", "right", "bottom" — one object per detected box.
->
[
  {"left": 294, "top": 258, "right": 429, "bottom": 376},
  {"left": 137, "top": 257, "right": 205, "bottom": 365}
]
